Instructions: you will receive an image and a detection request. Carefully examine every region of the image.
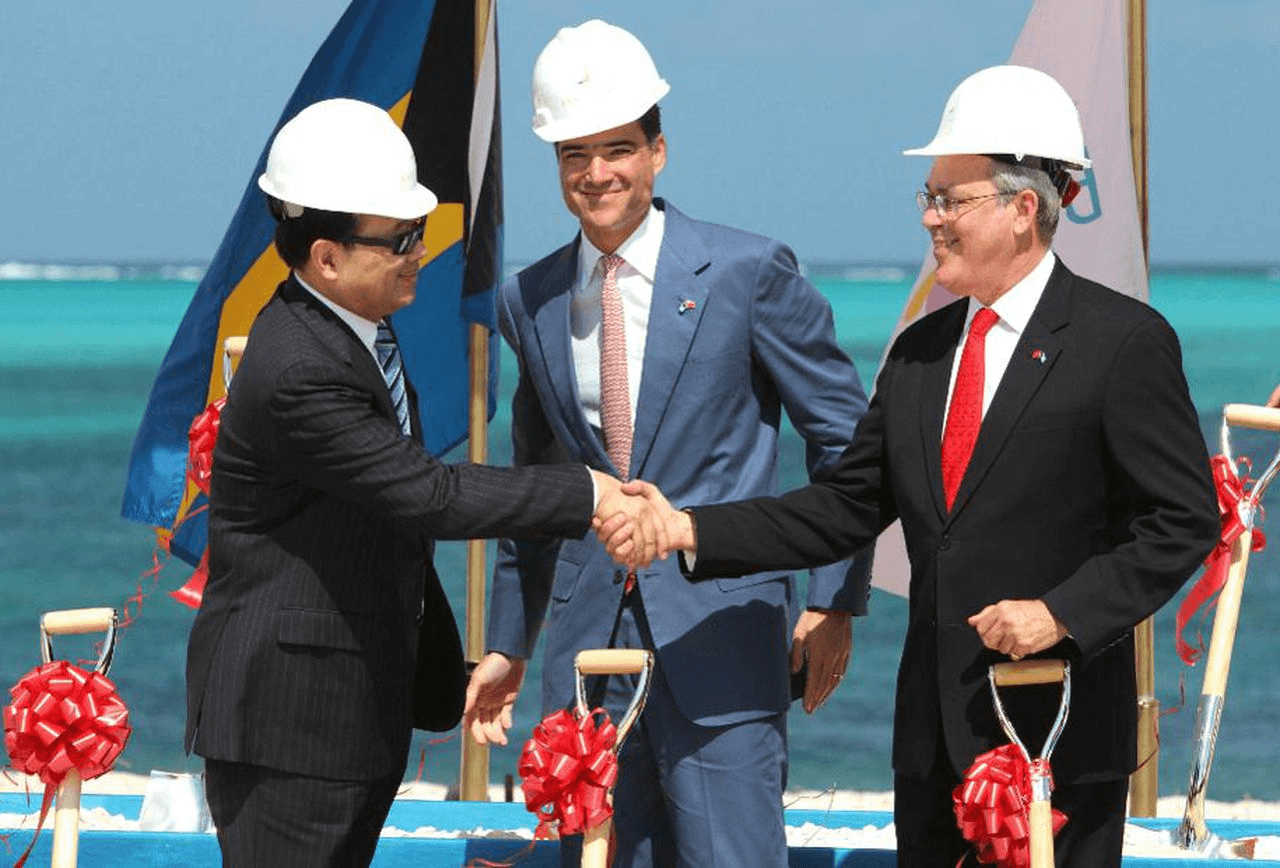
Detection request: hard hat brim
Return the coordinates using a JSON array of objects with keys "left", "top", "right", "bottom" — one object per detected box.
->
[
  {"left": 258, "top": 175, "right": 439, "bottom": 220},
  {"left": 902, "top": 143, "right": 1091, "bottom": 170},
  {"left": 532, "top": 81, "right": 670, "bottom": 143}
]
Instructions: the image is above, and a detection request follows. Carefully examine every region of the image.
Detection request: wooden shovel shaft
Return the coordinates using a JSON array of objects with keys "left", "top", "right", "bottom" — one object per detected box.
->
[
  {"left": 1179, "top": 529, "right": 1254, "bottom": 847},
  {"left": 582, "top": 817, "right": 612, "bottom": 868},
  {"left": 52, "top": 769, "right": 82, "bottom": 868},
  {"left": 1028, "top": 798, "right": 1054, "bottom": 868}
]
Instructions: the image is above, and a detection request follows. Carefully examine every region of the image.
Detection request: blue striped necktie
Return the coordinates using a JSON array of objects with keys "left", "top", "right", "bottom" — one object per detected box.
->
[{"left": 375, "top": 322, "right": 411, "bottom": 437}]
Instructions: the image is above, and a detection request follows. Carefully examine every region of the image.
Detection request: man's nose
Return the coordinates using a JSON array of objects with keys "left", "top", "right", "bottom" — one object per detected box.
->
[
  {"left": 921, "top": 205, "right": 944, "bottom": 230},
  {"left": 584, "top": 154, "right": 612, "bottom": 184}
]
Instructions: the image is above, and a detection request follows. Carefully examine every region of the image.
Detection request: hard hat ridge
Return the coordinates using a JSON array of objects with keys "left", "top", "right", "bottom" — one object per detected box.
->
[
  {"left": 531, "top": 19, "right": 670, "bottom": 143},
  {"left": 258, "top": 98, "right": 438, "bottom": 221}
]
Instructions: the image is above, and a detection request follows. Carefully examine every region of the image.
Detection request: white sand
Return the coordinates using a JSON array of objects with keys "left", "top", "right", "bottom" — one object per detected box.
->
[{"left": 4, "top": 772, "right": 1280, "bottom": 858}]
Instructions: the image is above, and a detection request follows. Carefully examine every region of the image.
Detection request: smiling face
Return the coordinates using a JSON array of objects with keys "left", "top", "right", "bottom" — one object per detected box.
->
[
  {"left": 304, "top": 213, "right": 426, "bottom": 321},
  {"left": 556, "top": 120, "right": 666, "bottom": 253},
  {"left": 921, "top": 155, "right": 1041, "bottom": 305}
]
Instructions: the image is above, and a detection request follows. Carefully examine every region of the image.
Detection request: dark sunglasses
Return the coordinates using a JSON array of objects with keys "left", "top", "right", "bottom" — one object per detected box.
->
[{"left": 344, "top": 220, "right": 426, "bottom": 256}]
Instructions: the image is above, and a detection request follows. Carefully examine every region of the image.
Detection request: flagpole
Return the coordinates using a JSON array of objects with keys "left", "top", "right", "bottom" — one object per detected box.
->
[
  {"left": 1127, "top": 0, "right": 1158, "bottom": 819},
  {"left": 459, "top": 0, "right": 494, "bottom": 804}
]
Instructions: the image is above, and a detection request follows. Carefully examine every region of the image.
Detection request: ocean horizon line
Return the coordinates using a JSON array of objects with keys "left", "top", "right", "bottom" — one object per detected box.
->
[{"left": 2, "top": 258, "right": 1278, "bottom": 284}]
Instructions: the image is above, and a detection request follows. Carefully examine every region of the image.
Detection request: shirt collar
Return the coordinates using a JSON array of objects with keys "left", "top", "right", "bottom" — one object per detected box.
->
[
  {"left": 971, "top": 250, "right": 1056, "bottom": 334},
  {"left": 295, "top": 272, "right": 380, "bottom": 355},
  {"left": 576, "top": 204, "right": 666, "bottom": 289}
]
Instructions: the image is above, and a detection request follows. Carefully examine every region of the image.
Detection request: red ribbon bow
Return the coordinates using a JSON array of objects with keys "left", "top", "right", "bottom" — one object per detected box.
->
[
  {"left": 953, "top": 744, "right": 1067, "bottom": 868},
  {"left": 518, "top": 708, "right": 618, "bottom": 839},
  {"left": 4, "top": 660, "right": 131, "bottom": 786},
  {"left": 4, "top": 661, "right": 132, "bottom": 867},
  {"left": 165, "top": 396, "right": 226, "bottom": 609},
  {"left": 1175, "top": 454, "right": 1267, "bottom": 666},
  {"left": 187, "top": 397, "right": 225, "bottom": 496}
]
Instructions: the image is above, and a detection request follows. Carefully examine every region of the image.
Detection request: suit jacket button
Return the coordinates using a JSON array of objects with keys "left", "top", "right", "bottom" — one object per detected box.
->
[
  {"left": 939, "top": 535, "right": 951, "bottom": 551},
  {"left": 613, "top": 569, "right": 624, "bottom": 584}
]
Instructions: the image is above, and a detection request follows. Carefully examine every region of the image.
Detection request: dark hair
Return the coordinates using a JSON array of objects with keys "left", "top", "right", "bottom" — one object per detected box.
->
[
  {"left": 637, "top": 103, "right": 662, "bottom": 143},
  {"left": 551, "top": 103, "right": 664, "bottom": 155},
  {"left": 268, "top": 199, "right": 357, "bottom": 269}
]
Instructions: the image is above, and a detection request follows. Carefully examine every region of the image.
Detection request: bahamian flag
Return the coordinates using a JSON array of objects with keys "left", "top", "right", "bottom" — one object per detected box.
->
[{"left": 121, "top": 0, "right": 503, "bottom": 570}]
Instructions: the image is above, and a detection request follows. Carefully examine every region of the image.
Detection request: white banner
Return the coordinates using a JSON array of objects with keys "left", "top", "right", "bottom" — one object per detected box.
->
[{"left": 871, "top": 0, "right": 1145, "bottom": 596}]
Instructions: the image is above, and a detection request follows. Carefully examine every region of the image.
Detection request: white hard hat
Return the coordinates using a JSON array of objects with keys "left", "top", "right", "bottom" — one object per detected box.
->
[
  {"left": 904, "top": 65, "right": 1091, "bottom": 170},
  {"left": 531, "top": 19, "right": 671, "bottom": 143},
  {"left": 258, "top": 98, "right": 438, "bottom": 220}
]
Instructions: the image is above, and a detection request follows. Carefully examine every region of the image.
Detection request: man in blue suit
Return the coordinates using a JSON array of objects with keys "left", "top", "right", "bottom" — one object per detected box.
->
[{"left": 463, "top": 20, "right": 871, "bottom": 867}]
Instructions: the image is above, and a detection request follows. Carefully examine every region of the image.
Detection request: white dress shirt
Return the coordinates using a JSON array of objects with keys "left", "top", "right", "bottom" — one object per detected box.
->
[
  {"left": 570, "top": 205, "right": 666, "bottom": 429},
  {"left": 943, "top": 250, "right": 1057, "bottom": 429}
]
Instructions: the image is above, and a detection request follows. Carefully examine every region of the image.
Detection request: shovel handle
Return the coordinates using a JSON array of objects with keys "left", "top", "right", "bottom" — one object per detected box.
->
[
  {"left": 991, "top": 659, "right": 1066, "bottom": 687},
  {"left": 51, "top": 768, "right": 82, "bottom": 868},
  {"left": 576, "top": 649, "right": 651, "bottom": 676},
  {"left": 582, "top": 816, "right": 611, "bottom": 868},
  {"left": 1028, "top": 797, "right": 1054, "bottom": 868},
  {"left": 1224, "top": 403, "right": 1280, "bottom": 432},
  {"left": 42, "top": 608, "right": 116, "bottom": 635}
]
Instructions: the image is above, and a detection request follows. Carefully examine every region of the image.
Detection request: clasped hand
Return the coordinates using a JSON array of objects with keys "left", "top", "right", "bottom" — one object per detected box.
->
[{"left": 590, "top": 475, "right": 692, "bottom": 569}]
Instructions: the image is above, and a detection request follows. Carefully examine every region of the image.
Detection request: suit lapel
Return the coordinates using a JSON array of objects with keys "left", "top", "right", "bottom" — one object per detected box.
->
[
  {"left": 526, "top": 239, "right": 611, "bottom": 467},
  {"left": 282, "top": 277, "right": 405, "bottom": 437},
  {"left": 918, "top": 301, "right": 968, "bottom": 520},
  {"left": 630, "top": 204, "right": 711, "bottom": 479},
  {"left": 947, "top": 262, "right": 1072, "bottom": 518}
]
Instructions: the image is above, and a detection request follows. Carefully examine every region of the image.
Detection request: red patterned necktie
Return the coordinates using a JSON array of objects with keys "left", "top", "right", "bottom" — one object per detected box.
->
[
  {"left": 941, "top": 307, "right": 1000, "bottom": 510},
  {"left": 598, "top": 253, "right": 637, "bottom": 594},
  {"left": 599, "top": 254, "right": 632, "bottom": 478}
]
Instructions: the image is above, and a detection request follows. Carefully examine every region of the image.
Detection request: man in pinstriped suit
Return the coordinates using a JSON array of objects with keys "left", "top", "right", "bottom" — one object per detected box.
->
[{"left": 184, "top": 99, "right": 663, "bottom": 867}]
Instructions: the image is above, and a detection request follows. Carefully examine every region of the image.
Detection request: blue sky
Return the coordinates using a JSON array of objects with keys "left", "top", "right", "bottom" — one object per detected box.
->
[{"left": 1, "top": 1, "right": 1274, "bottom": 264}]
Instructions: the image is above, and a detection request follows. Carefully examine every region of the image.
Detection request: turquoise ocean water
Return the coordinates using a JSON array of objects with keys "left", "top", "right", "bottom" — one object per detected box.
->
[{"left": 2, "top": 266, "right": 1278, "bottom": 800}]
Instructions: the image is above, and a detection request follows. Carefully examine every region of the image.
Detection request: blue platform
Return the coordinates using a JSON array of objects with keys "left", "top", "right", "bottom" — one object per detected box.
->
[{"left": 2, "top": 794, "right": 1278, "bottom": 866}]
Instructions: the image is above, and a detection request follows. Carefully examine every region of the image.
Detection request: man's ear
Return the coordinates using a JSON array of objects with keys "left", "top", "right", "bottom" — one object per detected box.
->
[
  {"left": 310, "top": 238, "right": 343, "bottom": 281},
  {"left": 1010, "top": 188, "right": 1039, "bottom": 236}
]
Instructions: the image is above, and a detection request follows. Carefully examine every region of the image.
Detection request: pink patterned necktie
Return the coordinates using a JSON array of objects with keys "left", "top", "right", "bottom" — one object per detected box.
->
[
  {"left": 941, "top": 307, "right": 1000, "bottom": 510},
  {"left": 599, "top": 254, "right": 632, "bottom": 478}
]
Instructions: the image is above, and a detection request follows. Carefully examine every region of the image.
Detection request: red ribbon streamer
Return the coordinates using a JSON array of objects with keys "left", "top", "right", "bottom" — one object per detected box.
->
[
  {"left": 518, "top": 708, "right": 618, "bottom": 839},
  {"left": 953, "top": 744, "right": 1067, "bottom": 868},
  {"left": 163, "top": 396, "right": 225, "bottom": 610},
  {"left": 4, "top": 661, "right": 131, "bottom": 867},
  {"left": 1175, "top": 454, "right": 1267, "bottom": 666}
]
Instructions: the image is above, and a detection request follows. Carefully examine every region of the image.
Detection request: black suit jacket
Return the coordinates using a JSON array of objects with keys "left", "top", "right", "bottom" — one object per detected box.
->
[
  {"left": 185, "top": 276, "right": 594, "bottom": 781},
  {"left": 687, "top": 259, "right": 1218, "bottom": 784}
]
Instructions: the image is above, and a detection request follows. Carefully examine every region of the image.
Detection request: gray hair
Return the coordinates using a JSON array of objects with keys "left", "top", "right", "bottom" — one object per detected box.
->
[{"left": 989, "top": 159, "right": 1062, "bottom": 243}]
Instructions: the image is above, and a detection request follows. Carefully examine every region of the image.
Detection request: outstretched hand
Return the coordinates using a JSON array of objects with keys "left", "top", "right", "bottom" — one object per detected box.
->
[{"left": 595, "top": 480, "right": 694, "bottom": 568}]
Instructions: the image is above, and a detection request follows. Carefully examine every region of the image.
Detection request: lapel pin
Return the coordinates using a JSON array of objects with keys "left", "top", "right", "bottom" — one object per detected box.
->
[
  {"left": 678, "top": 299, "right": 697, "bottom": 314},
  {"left": 1031, "top": 349, "right": 1047, "bottom": 364}
]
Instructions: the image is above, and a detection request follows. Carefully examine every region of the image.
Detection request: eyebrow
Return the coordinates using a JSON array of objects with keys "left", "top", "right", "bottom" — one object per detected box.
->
[{"left": 560, "top": 138, "right": 639, "bottom": 155}]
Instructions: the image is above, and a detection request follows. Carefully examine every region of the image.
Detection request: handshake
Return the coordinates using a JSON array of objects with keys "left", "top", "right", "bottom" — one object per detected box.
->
[{"left": 589, "top": 472, "right": 696, "bottom": 569}]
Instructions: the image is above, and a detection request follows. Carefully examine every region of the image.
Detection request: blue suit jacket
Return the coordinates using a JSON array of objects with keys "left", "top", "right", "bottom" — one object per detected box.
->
[{"left": 487, "top": 200, "right": 871, "bottom": 726}]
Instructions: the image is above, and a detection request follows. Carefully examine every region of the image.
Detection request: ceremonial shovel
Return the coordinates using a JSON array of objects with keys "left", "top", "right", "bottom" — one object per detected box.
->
[
  {"left": 989, "top": 659, "right": 1071, "bottom": 868},
  {"left": 575, "top": 648, "right": 654, "bottom": 868},
  {"left": 41, "top": 607, "right": 120, "bottom": 868},
  {"left": 1174, "top": 403, "right": 1280, "bottom": 858}
]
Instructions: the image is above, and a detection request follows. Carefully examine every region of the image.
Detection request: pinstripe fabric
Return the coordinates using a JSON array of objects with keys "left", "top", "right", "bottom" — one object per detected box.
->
[
  {"left": 205, "top": 759, "right": 401, "bottom": 867},
  {"left": 186, "top": 276, "right": 595, "bottom": 800}
]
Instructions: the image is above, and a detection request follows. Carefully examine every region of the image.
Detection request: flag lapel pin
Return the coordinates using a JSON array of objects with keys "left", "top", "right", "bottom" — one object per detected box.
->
[
  {"left": 678, "top": 299, "right": 697, "bottom": 314},
  {"left": 1031, "top": 349, "right": 1047, "bottom": 364}
]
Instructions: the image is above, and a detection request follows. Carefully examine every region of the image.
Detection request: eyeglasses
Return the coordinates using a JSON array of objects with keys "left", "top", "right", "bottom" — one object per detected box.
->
[
  {"left": 915, "top": 191, "right": 1004, "bottom": 218},
  {"left": 344, "top": 220, "right": 426, "bottom": 256}
]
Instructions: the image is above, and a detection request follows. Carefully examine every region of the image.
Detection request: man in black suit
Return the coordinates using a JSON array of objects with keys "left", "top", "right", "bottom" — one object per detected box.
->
[
  {"left": 612, "top": 66, "right": 1219, "bottom": 867},
  {"left": 185, "top": 98, "right": 663, "bottom": 867}
]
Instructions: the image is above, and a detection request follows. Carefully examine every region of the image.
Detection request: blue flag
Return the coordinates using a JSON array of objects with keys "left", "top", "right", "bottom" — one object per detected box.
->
[{"left": 120, "top": 0, "right": 503, "bottom": 567}]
